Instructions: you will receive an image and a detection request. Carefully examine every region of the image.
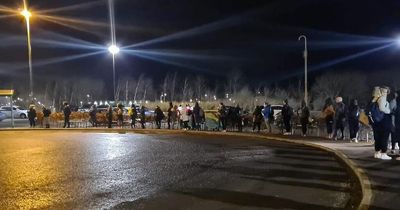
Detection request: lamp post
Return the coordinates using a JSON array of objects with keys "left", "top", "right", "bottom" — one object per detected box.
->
[
  {"left": 298, "top": 35, "right": 308, "bottom": 106},
  {"left": 108, "top": 45, "right": 119, "bottom": 102},
  {"left": 21, "top": 1, "right": 33, "bottom": 99}
]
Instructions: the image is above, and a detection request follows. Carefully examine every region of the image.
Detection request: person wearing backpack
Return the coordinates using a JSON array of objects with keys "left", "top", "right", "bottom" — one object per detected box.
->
[
  {"left": 333, "top": 97, "right": 346, "bottom": 140},
  {"left": 348, "top": 99, "right": 360, "bottom": 143},
  {"left": 370, "top": 86, "right": 392, "bottom": 160}
]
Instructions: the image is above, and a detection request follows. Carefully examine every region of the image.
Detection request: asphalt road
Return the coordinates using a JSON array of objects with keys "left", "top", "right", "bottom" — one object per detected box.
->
[{"left": 0, "top": 131, "right": 356, "bottom": 210}]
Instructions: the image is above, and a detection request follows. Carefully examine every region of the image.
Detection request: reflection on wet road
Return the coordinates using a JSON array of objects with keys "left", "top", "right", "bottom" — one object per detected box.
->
[{"left": 0, "top": 131, "right": 354, "bottom": 209}]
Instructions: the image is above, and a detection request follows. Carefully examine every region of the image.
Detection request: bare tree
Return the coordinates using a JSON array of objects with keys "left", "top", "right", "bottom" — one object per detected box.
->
[{"left": 134, "top": 74, "right": 144, "bottom": 102}]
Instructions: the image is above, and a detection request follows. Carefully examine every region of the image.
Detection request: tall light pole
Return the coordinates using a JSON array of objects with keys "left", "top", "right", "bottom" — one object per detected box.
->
[
  {"left": 108, "top": 45, "right": 119, "bottom": 102},
  {"left": 21, "top": 0, "right": 33, "bottom": 100},
  {"left": 108, "top": 0, "right": 118, "bottom": 102},
  {"left": 298, "top": 35, "right": 308, "bottom": 106}
]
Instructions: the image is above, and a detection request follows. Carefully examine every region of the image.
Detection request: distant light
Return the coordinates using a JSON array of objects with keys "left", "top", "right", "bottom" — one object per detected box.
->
[
  {"left": 108, "top": 45, "right": 120, "bottom": 55},
  {"left": 20, "top": 9, "right": 32, "bottom": 19}
]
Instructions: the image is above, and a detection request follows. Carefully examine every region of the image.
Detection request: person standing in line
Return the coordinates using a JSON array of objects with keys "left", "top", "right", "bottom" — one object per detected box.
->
[
  {"left": 299, "top": 100, "right": 310, "bottom": 137},
  {"left": 234, "top": 104, "right": 243, "bottom": 132},
  {"left": 193, "top": 102, "right": 202, "bottom": 130},
  {"left": 63, "top": 102, "right": 71, "bottom": 128},
  {"left": 218, "top": 102, "right": 227, "bottom": 132},
  {"left": 333, "top": 97, "right": 346, "bottom": 140},
  {"left": 391, "top": 91, "right": 400, "bottom": 155},
  {"left": 128, "top": 104, "right": 137, "bottom": 128},
  {"left": 106, "top": 105, "right": 113, "bottom": 128},
  {"left": 28, "top": 105, "right": 36, "bottom": 128},
  {"left": 322, "top": 98, "right": 335, "bottom": 139},
  {"left": 262, "top": 102, "right": 273, "bottom": 133},
  {"left": 89, "top": 104, "right": 98, "bottom": 127},
  {"left": 348, "top": 99, "right": 360, "bottom": 143},
  {"left": 370, "top": 86, "right": 392, "bottom": 160},
  {"left": 116, "top": 103, "right": 124, "bottom": 128},
  {"left": 154, "top": 105, "right": 164, "bottom": 129},
  {"left": 42, "top": 106, "right": 51, "bottom": 128},
  {"left": 140, "top": 106, "right": 146, "bottom": 129},
  {"left": 281, "top": 99, "right": 293, "bottom": 135},
  {"left": 167, "top": 102, "right": 174, "bottom": 129},
  {"left": 252, "top": 105, "right": 263, "bottom": 132}
]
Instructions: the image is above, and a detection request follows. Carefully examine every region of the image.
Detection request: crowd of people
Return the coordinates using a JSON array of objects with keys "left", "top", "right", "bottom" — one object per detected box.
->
[{"left": 24, "top": 85, "right": 400, "bottom": 160}]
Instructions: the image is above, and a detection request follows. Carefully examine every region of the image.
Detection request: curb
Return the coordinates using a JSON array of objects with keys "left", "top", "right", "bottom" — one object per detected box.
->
[{"left": 0, "top": 128, "right": 372, "bottom": 209}]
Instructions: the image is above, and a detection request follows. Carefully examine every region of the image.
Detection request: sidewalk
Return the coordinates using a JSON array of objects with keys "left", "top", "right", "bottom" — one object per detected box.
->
[{"left": 265, "top": 134, "right": 400, "bottom": 210}]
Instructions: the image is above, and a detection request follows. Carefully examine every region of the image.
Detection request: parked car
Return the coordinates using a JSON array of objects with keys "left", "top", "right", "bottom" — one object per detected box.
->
[
  {"left": 0, "top": 111, "right": 6, "bottom": 121},
  {"left": 0, "top": 106, "right": 28, "bottom": 119}
]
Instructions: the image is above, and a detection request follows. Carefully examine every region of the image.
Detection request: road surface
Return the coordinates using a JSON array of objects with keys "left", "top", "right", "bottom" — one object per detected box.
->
[{"left": 0, "top": 131, "right": 357, "bottom": 209}]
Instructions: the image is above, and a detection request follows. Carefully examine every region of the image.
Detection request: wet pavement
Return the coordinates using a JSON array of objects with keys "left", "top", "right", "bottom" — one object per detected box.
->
[{"left": 0, "top": 131, "right": 355, "bottom": 210}]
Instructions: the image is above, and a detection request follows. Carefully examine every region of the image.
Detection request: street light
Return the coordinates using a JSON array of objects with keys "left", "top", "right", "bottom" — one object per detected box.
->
[
  {"left": 298, "top": 35, "right": 308, "bottom": 106},
  {"left": 20, "top": 2, "right": 34, "bottom": 99},
  {"left": 108, "top": 44, "right": 119, "bottom": 102}
]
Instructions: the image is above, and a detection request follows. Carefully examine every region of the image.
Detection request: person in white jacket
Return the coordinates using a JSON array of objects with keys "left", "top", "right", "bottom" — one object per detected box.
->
[{"left": 372, "top": 86, "right": 392, "bottom": 160}]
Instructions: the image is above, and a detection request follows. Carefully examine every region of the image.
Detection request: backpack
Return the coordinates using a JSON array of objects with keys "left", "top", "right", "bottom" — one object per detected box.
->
[{"left": 368, "top": 102, "right": 384, "bottom": 124}]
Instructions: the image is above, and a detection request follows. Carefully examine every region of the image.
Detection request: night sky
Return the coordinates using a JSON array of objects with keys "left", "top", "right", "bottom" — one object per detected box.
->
[{"left": 1, "top": 0, "right": 400, "bottom": 88}]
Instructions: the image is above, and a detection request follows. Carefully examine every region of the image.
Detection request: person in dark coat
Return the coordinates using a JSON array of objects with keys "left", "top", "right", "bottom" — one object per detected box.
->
[
  {"left": 28, "top": 105, "right": 36, "bottom": 128},
  {"left": 89, "top": 105, "right": 98, "bottom": 127},
  {"left": 63, "top": 102, "right": 71, "bottom": 128},
  {"left": 106, "top": 105, "right": 113, "bottom": 128},
  {"left": 154, "top": 105, "right": 164, "bottom": 129},
  {"left": 192, "top": 102, "right": 202, "bottom": 130},
  {"left": 252, "top": 106, "right": 263, "bottom": 132},
  {"left": 42, "top": 106, "right": 51, "bottom": 128},
  {"left": 140, "top": 106, "right": 146, "bottom": 129},
  {"left": 218, "top": 102, "right": 227, "bottom": 131},
  {"left": 167, "top": 102, "right": 173, "bottom": 129},
  {"left": 281, "top": 99, "right": 293, "bottom": 135},
  {"left": 333, "top": 97, "right": 346, "bottom": 140},
  {"left": 299, "top": 100, "right": 310, "bottom": 136},
  {"left": 348, "top": 99, "right": 360, "bottom": 142},
  {"left": 234, "top": 104, "right": 243, "bottom": 132}
]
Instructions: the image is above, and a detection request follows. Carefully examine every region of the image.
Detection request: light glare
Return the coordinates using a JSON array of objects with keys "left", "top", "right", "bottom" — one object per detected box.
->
[{"left": 108, "top": 45, "right": 120, "bottom": 55}]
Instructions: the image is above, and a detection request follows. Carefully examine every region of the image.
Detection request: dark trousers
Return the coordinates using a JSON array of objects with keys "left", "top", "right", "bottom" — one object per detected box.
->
[
  {"left": 237, "top": 118, "right": 243, "bottom": 132},
  {"left": 167, "top": 117, "right": 171, "bottom": 129},
  {"left": 392, "top": 129, "right": 400, "bottom": 149},
  {"left": 107, "top": 118, "right": 112, "bottom": 128},
  {"left": 348, "top": 118, "right": 359, "bottom": 139},
  {"left": 141, "top": 119, "right": 145, "bottom": 129},
  {"left": 29, "top": 117, "right": 35, "bottom": 127},
  {"left": 90, "top": 117, "right": 97, "bottom": 127},
  {"left": 325, "top": 116, "right": 333, "bottom": 134},
  {"left": 333, "top": 119, "right": 345, "bottom": 139},
  {"left": 283, "top": 117, "right": 291, "bottom": 133},
  {"left": 253, "top": 121, "right": 261, "bottom": 132},
  {"left": 219, "top": 117, "right": 226, "bottom": 130},
  {"left": 131, "top": 116, "right": 136, "bottom": 128},
  {"left": 155, "top": 120, "right": 161, "bottom": 129},
  {"left": 374, "top": 115, "right": 391, "bottom": 153},
  {"left": 63, "top": 116, "right": 70, "bottom": 128},
  {"left": 300, "top": 118, "right": 308, "bottom": 135}
]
